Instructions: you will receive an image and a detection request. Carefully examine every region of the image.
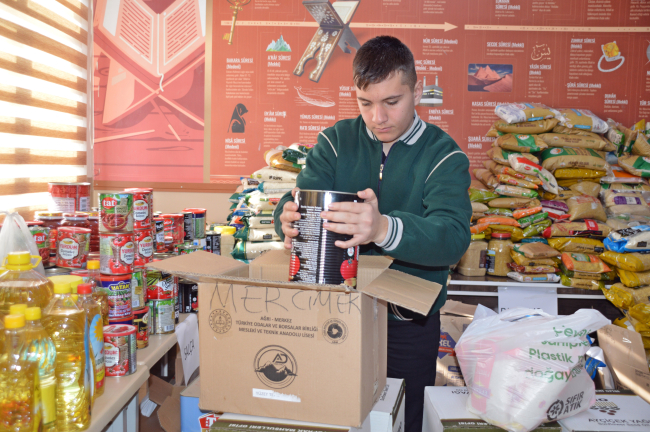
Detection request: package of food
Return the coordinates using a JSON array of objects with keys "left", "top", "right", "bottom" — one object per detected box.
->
[
  {"left": 471, "top": 202, "right": 489, "bottom": 213},
  {"left": 523, "top": 219, "right": 552, "bottom": 237},
  {"left": 569, "top": 181, "right": 601, "bottom": 198},
  {"left": 561, "top": 252, "right": 611, "bottom": 273},
  {"left": 494, "top": 184, "right": 539, "bottom": 199},
  {"left": 629, "top": 131, "right": 650, "bottom": 158},
  {"left": 473, "top": 168, "right": 499, "bottom": 189},
  {"left": 233, "top": 227, "right": 281, "bottom": 242},
  {"left": 544, "top": 209, "right": 571, "bottom": 222},
  {"left": 556, "top": 108, "right": 609, "bottom": 133},
  {"left": 243, "top": 213, "right": 274, "bottom": 229},
  {"left": 488, "top": 148, "right": 539, "bottom": 166},
  {"left": 559, "top": 263, "right": 617, "bottom": 281},
  {"left": 495, "top": 103, "right": 559, "bottom": 124},
  {"left": 553, "top": 168, "right": 606, "bottom": 179},
  {"left": 513, "top": 206, "right": 542, "bottom": 219},
  {"left": 566, "top": 195, "right": 607, "bottom": 222},
  {"left": 470, "top": 223, "right": 489, "bottom": 234},
  {"left": 508, "top": 263, "right": 558, "bottom": 274},
  {"left": 602, "top": 285, "right": 636, "bottom": 310},
  {"left": 547, "top": 237, "right": 604, "bottom": 254},
  {"left": 510, "top": 250, "right": 559, "bottom": 267},
  {"left": 507, "top": 155, "right": 560, "bottom": 195},
  {"left": 608, "top": 204, "right": 650, "bottom": 217},
  {"left": 629, "top": 303, "right": 650, "bottom": 326},
  {"left": 543, "top": 220, "right": 612, "bottom": 238},
  {"left": 494, "top": 134, "right": 547, "bottom": 153},
  {"left": 485, "top": 121, "right": 500, "bottom": 137},
  {"left": 484, "top": 160, "right": 542, "bottom": 184},
  {"left": 494, "top": 118, "right": 559, "bottom": 134},
  {"left": 614, "top": 283, "right": 650, "bottom": 306},
  {"left": 541, "top": 147, "right": 609, "bottom": 172},
  {"left": 599, "top": 250, "right": 650, "bottom": 272},
  {"left": 476, "top": 216, "right": 521, "bottom": 227},
  {"left": 600, "top": 165, "right": 648, "bottom": 184},
  {"left": 469, "top": 188, "right": 500, "bottom": 203},
  {"left": 603, "top": 190, "right": 648, "bottom": 207},
  {"left": 484, "top": 208, "right": 513, "bottom": 217},
  {"left": 560, "top": 274, "right": 605, "bottom": 290},
  {"left": 488, "top": 197, "right": 540, "bottom": 209},
  {"left": 616, "top": 268, "right": 650, "bottom": 288},
  {"left": 540, "top": 200, "right": 569, "bottom": 213},
  {"left": 540, "top": 132, "right": 611, "bottom": 151},
  {"left": 617, "top": 155, "right": 650, "bottom": 178},
  {"left": 231, "top": 240, "right": 285, "bottom": 261},
  {"left": 507, "top": 272, "right": 560, "bottom": 283},
  {"left": 497, "top": 174, "right": 539, "bottom": 190},
  {"left": 603, "top": 225, "right": 650, "bottom": 252},
  {"left": 265, "top": 148, "right": 303, "bottom": 172},
  {"left": 512, "top": 242, "right": 560, "bottom": 259},
  {"left": 258, "top": 181, "right": 296, "bottom": 194},
  {"left": 484, "top": 225, "right": 525, "bottom": 242},
  {"left": 245, "top": 191, "right": 284, "bottom": 212},
  {"left": 518, "top": 212, "right": 548, "bottom": 228},
  {"left": 251, "top": 167, "right": 299, "bottom": 183}
]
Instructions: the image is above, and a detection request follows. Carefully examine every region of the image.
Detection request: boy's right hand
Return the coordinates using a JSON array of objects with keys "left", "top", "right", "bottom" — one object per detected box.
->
[{"left": 280, "top": 188, "right": 301, "bottom": 249}]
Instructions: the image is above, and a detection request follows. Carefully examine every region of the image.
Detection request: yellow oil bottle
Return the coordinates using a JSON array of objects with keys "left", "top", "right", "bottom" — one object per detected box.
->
[
  {"left": 24, "top": 307, "right": 57, "bottom": 432},
  {"left": 0, "top": 252, "right": 53, "bottom": 317},
  {"left": 76, "top": 283, "right": 104, "bottom": 403},
  {"left": 86, "top": 261, "right": 109, "bottom": 326},
  {"left": 43, "top": 280, "right": 89, "bottom": 432},
  {"left": 0, "top": 314, "right": 42, "bottom": 432}
]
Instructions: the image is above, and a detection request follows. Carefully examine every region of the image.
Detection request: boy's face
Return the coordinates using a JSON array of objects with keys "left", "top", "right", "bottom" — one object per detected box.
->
[{"left": 355, "top": 72, "right": 423, "bottom": 144}]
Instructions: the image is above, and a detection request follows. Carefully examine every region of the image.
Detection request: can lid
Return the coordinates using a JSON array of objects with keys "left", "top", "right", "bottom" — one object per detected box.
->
[
  {"left": 183, "top": 208, "right": 207, "bottom": 214},
  {"left": 35, "top": 211, "right": 63, "bottom": 218},
  {"left": 59, "top": 226, "right": 91, "bottom": 234},
  {"left": 87, "top": 260, "right": 100, "bottom": 270},
  {"left": 25, "top": 307, "right": 41, "bottom": 320},
  {"left": 492, "top": 232, "right": 512, "bottom": 239},
  {"left": 9, "top": 304, "right": 27, "bottom": 316},
  {"left": 26, "top": 221, "right": 44, "bottom": 227},
  {"left": 5, "top": 314, "right": 25, "bottom": 329},
  {"left": 471, "top": 234, "right": 486, "bottom": 240},
  {"left": 63, "top": 213, "right": 88, "bottom": 220},
  {"left": 48, "top": 182, "right": 90, "bottom": 186},
  {"left": 103, "top": 324, "right": 136, "bottom": 335}
]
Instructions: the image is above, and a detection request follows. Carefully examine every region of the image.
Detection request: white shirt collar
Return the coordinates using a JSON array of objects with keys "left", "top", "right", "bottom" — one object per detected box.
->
[{"left": 365, "top": 110, "right": 425, "bottom": 145}]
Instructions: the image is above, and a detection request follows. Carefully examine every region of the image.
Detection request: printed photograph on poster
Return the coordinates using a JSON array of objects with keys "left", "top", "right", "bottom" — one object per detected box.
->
[
  {"left": 467, "top": 64, "right": 513, "bottom": 93},
  {"left": 419, "top": 75, "right": 443, "bottom": 107},
  {"left": 598, "top": 41, "right": 625, "bottom": 72}
]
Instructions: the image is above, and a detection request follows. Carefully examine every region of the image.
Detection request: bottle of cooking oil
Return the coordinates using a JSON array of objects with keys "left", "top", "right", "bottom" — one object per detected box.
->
[
  {"left": 0, "top": 251, "right": 53, "bottom": 316},
  {"left": 43, "top": 280, "right": 89, "bottom": 431},
  {"left": 47, "top": 275, "right": 83, "bottom": 305},
  {"left": 9, "top": 303, "right": 28, "bottom": 316},
  {"left": 0, "top": 314, "right": 42, "bottom": 432},
  {"left": 86, "top": 261, "right": 109, "bottom": 326},
  {"left": 77, "top": 283, "right": 104, "bottom": 402},
  {"left": 24, "top": 306, "right": 57, "bottom": 432}
]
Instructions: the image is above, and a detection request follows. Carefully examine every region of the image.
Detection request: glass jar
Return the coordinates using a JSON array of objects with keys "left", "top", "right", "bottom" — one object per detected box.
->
[
  {"left": 35, "top": 211, "right": 63, "bottom": 263},
  {"left": 458, "top": 234, "right": 488, "bottom": 277},
  {"left": 62, "top": 212, "right": 90, "bottom": 230},
  {"left": 487, "top": 232, "right": 513, "bottom": 277},
  {"left": 84, "top": 211, "right": 100, "bottom": 253}
]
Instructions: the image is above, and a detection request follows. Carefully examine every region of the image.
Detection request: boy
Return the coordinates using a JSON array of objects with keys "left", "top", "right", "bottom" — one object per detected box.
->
[{"left": 274, "top": 36, "right": 471, "bottom": 432}]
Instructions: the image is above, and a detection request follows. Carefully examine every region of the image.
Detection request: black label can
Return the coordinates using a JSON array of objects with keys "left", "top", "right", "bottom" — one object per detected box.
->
[
  {"left": 206, "top": 231, "right": 221, "bottom": 255},
  {"left": 182, "top": 211, "right": 193, "bottom": 242},
  {"left": 178, "top": 279, "right": 198, "bottom": 313},
  {"left": 290, "top": 190, "right": 360, "bottom": 287}
]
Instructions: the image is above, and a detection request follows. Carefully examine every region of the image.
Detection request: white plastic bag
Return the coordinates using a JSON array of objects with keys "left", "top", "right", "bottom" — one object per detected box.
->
[
  {"left": 0, "top": 211, "right": 45, "bottom": 276},
  {"left": 456, "top": 306, "right": 610, "bottom": 432}
]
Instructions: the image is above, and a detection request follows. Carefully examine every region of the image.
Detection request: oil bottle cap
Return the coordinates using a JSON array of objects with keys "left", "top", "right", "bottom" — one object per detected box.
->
[
  {"left": 5, "top": 314, "right": 25, "bottom": 329},
  {"left": 77, "top": 283, "right": 92, "bottom": 295},
  {"left": 87, "top": 260, "right": 100, "bottom": 270},
  {"left": 218, "top": 226, "right": 236, "bottom": 235},
  {"left": 69, "top": 277, "right": 83, "bottom": 293},
  {"left": 9, "top": 304, "right": 27, "bottom": 316},
  {"left": 5, "top": 251, "right": 37, "bottom": 270},
  {"left": 51, "top": 281, "right": 71, "bottom": 294},
  {"left": 25, "top": 307, "right": 41, "bottom": 320},
  {"left": 48, "top": 275, "right": 83, "bottom": 293}
]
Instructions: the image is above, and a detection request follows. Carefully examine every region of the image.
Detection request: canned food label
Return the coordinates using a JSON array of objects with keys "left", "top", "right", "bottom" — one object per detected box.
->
[
  {"left": 133, "top": 200, "right": 149, "bottom": 222},
  {"left": 90, "top": 314, "right": 105, "bottom": 390},
  {"left": 103, "top": 279, "right": 132, "bottom": 319},
  {"left": 131, "top": 271, "right": 145, "bottom": 309},
  {"left": 147, "top": 271, "right": 174, "bottom": 299},
  {"left": 120, "top": 242, "right": 135, "bottom": 264},
  {"left": 149, "top": 300, "right": 175, "bottom": 333},
  {"left": 138, "top": 236, "right": 154, "bottom": 257},
  {"left": 49, "top": 196, "right": 75, "bottom": 213},
  {"left": 79, "top": 196, "right": 89, "bottom": 211},
  {"left": 100, "top": 193, "right": 134, "bottom": 232},
  {"left": 105, "top": 343, "right": 119, "bottom": 368},
  {"left": 59, "top": 238, "right": 79, "bottom": 259},
  {"left": 134, "top": 311, "right": 149, "bottom": 349}
]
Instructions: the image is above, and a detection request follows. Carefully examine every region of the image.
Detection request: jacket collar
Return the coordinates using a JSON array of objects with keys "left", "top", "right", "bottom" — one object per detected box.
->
[{"left": 365, "top": 110, "right": 425, "bottom": 145}]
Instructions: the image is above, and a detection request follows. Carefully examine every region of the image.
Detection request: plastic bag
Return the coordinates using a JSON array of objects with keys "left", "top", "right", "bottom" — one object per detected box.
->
[
  {"left": 258, "top": 182, "right": 296, "bottom": 194},
  {"left": 513, "top": 206, "right": 542, "bottom": 219},
  {"left": 494, "top": 184, "right": 539, "bottom": 199},
  {"left": 547, "top": 237, "right": 604, "bottom": 255},
  {"left": 488, "top": 148, "right": 538, "bottom": 166},
  {"left": 603, "top": 225, "right": 650, "bottom": 252},
  {"left": 542, "top": 221, "right": 612, "bottom": 238},
  {"left": 568, "top": 181, "right": 601, "bottom": 198},
  {"left": 523, "top": 219, "right": 552, "bottom": 237},
  {"left": 541, "top": 147, "right": 609, "bottom": 173},
  {"left": 507, "top": 272, "right": 560, "bottom": 283},
  {"left": 484, "top": 160, "right": 542, "bottom": 184},
  {"left": 556, "top": 108, "right": 609, "bottom": 133},
  {"left": 456, "top": 306, "right": 609, "bottom": 432},
  {"left": 561, "top": 253, "right": 610, "bottom": 273},
  {"left": 553, "top": 168, "right": 606, "bottom": 180},
  {"left": 510, "top": 250, "right": 559, "bottom": 267},
  {"left": 469, "top": 188, "right": 500, "bottom": 203},
  {"left": 558, "top": 263, "right": 617, "bottom": 281},
  {"left": 508, "top": 263, "right": 558, "bottom": 274},
  {"left": 566, "top": 195, "right": 607, "bottom": 222},
  {"left": 233, "top": 227, "right": 280, "bottom": 242},
  {"left": 599, "top": 250, "right": 650, "bottom": 272},
  {"left": 494, "top": 134, "right": 547, "bottom": 153},
  {"left": 474, "top": 168, "right": 499, "bottom": 189},
  {"left": 251, "top": 167, "right": 299, "bottom": 182},
  {"left": 488, "top": 197, "right": 540, "bottom": 209},
  {"left": 616, "top": 268, "right": 650, "bottom": 288},
  {"left": 476, "top": 216, "right": 521, "bottom": 227},
  {"left": 507, "top": 154, "right": 560, "bottom": 195},
  {"left": 495, "top": 103, "right": 559, "bottom": 124},
  {"left": 518, "top": 212, "right": 548, "bottom": 228},
  {"left": 0, "top": 211, "right": 45, "bottom": 276},
  {"left": 601, "top": 285, "right": 636, "bottom": 310},
  {"left": 540, "top": 132, "right": 612, "bottom": 151},
  {"left": 494, "top": 118, "right": 559, "bottom": 134},
  {"left": 484, "top": 208, "right": 513, "bottom": 217},
  {"left": 512, "top": 242, "right": 559, "bottom": 259},
  {"left": 560, "top": 275, "right": 605, "bottom": 290},
  {"left": 617, "top": 155, "right": 650, "bottom": 178}
]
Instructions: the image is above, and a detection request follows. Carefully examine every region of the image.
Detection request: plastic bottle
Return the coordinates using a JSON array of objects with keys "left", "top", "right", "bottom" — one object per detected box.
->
[
  {"left": 0, "top": 251, "right": 53, "bottom": 316},
  {"left": 43, "top": 280, "right": 90, "bottom": 431},
  {"left": 9, "top": 303, "right": 28, "bottom": 316},
  {"left": 0, "top": 314, "right": 42, "bottom": 432},
  {"left": 76, "top": 283, "right": 105, "bottom": 401},
  {"left": 24, "top": 307, "right": 57, "bottom": 432},
  {"left": 86, "top": 260, "right": 109, "bottom": 326}
]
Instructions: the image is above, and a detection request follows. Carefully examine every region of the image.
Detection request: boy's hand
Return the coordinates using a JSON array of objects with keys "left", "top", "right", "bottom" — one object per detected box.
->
[
  {"left": 279, "top": 188, "right": 301, "bottom": 250},
  {"left": 321, "top": 188, "right": 388, "bottom": 249}
]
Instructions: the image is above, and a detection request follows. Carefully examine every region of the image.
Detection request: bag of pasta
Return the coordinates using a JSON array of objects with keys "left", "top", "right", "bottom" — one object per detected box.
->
[
  {"left": 554, "top": 168, "right": 606, "bottom": 180},
  {"left": 560, "top": 275, "right": 605, "bottom": 290},
  {"left": 469, "top": 188, "right": 500, "bottom": 203},
  {"left": 599, "top": 250, "right": 650, "bottom": 272},
  {"left": 494, "top": 118, "right": 559, "bottom": 134},
  {"left": 494, "top": 134, "right": 547, "bottom": 153},
  {"left": 616, "top": 268, "right": 650, "bottom": 288},
  {"left": 510, "top": 249, "right": 559, "bottom": 267},
  {"left": 488, "top": 148, "right": 539, "bottom": 166},
  {"left": 548, "top": 237, "right": 604, "bottom": 254},
  {"left": 566, "top": 195, "right": 607, "bottom": 222},
  {"left": 559, "top": 263, "right": 617, "bottom": 281},
  {"left": 494, "top": 185, "right": 539, "bottom": 199},
  {"left": 484, "top": 160, "right": 542, "bottom": 184},
  {"left": 474, "top": 168, "right": 499, "bottom": 189},
  {"left": 561, "top": 252, "right": 611, "bottom": 274},
  {"left": 512, "top": 242, "right": 560, "bottom": 259},
  {"left": 542, "top": 221, "right": 612, "bottom": 238},
  {"left": 488, "top": 197, "right": 541, "bottom": 209},
  {"left": 541, "top": 148, "right": 609, "bottom": 173}
]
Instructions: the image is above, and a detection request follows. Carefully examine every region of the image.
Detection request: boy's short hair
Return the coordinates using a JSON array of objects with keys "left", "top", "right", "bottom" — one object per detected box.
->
[{"left": 353, "top": 36, "right": 417, "bottom": 91}]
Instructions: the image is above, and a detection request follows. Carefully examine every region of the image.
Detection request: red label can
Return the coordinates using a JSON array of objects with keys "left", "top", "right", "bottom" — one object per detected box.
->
[
  {"left": 133, "top": 229, "right": 154, "bottom": 267},
  {"left": 100, "top": 274, "right": 133, "bottom": 322},
  {"left": 99, "top": 193, "right": 134, "bottom": 232},
  {"left": 161, "top": 214, "right": 184, "bottom": 245},
  {"left": 48, "top": 182, "right": 91, "bottom": 213},
  {"left": 56, "top": 226, "right": 91, "bottom": 269},
  {"left": 146, "top": 269, "right": 174, "bottom": 300},
  {"left": 100, "top": 232, "right": 135, "bottom": 275},
  {"left": 127, "top": 189, "right": 153, "bottom": 230},
  {"left": 103, "top": 324, "right": 137, "bottom": 377}
]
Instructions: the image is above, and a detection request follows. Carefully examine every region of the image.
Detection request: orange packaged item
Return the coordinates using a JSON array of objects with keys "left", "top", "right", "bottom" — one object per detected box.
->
[
  {"left": 497, "top": 174, "right": 539, "bottom": 190},
  {"left": 513, "top": 206, "right": 543, "bottom": 220},
  {"left": 508, "top": 263, "right": 558, "bottom": 274},
  {"left": 561, "top": 252, "right": 611, "bottom": 274},
  {"left": 470, "top": 223, "right": 490, "bottom": 234},
  {"left": 476, "top": 216, "right": 521, "bottom": 228}
]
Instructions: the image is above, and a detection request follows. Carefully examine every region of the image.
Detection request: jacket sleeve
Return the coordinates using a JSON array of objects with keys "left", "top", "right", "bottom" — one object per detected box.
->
[
  {"left": 274, "top": 131, "right": 338, "bottom": 239},
  {"left": 379, "top": 149, "right": 472, "bottom": 266}
]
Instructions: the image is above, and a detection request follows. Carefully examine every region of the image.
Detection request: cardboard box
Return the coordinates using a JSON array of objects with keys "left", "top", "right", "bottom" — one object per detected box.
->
[
  {"left": 437, "top": 301, "right": 476, "bottom": 387},
  {"left": 422, "top": 386, "right": 561, "bottom": 432},
  {"left": 597, "top": 324, "right": 650, "bottom": 404},
  {"left": 180, "top": 378, "right": 405, "bottom": 432},
  {"left": 147, "top": 250, "right": 440, "bottom": 427},
  {"left": 559, "top": 390, "right": 650, "bottom": 432}
]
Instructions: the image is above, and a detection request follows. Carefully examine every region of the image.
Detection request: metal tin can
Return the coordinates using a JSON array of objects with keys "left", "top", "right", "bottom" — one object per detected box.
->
[
  {"left": 192, "top": 238, "right": 206, "bottom": 250},
  {"left": 147, "top": 299, "right": 175, "bottom": 334},
  {"left": 131, "top": 267, "right": 147, "bottom": 310},
  {"left": 173, "top": 243, "right": 185, "bottom": 255},
  {"left": 153, "top": 253, "right": 176, "bottom": 260},
  {"left": 99, "top": 193, "right": 134, "bottom": 232},
  {"left": 182, "top": 211, "right": 193, "bottom": 242},
  {"left": 133, "top": 228, "right": 154, "bottom": 267},
  {"left": 178, "top": 279, "right": 198, "bottom": 313},
  {"left": 290, "top": 190, "right": 360, "bottom": 287},
  {"left": 29, "top": 225, "right": 50, "bottom": 266},
  {"left": 103, "top": 324, "right": 137, "bottom": 377},
  {"left": 44, "top": 267, "right": 71, "bottom": 277},
  {"left": 100, "top": 232, "right": 135, "bottom": 275},
  {"left": 126, "top": 189, "right": 153, "bottom": 230},
  {"left": 206, "top": 231, "right": 221, "bottom": 255},
  {"left": 48, "top": 182, "right": 91, "bottom": 213},
  {"left": 183, "top": 208, "right": 207, "bottom": 239},
  {"left": 161, "top": 214, "right": 184, "bottom": 244},
  {"left": 133, "top": 307, "right": 150, "bottom": 349},
  {"left": 153, "top": 218, "right": 165, "bottom": 252},
  {"left": 56, "top": 226, "right": 91, "bottom": 269},
  {"left": 179, "top": 245, "right": 201, "bottom": 255},
  {"left": 108, "top": 317, "right": 133, "bottom": 325},
  {"left": 146, "top": 269, "right": 174, "bottom": 300},
  {"left": 100, "top": 274, "right": 133, "bottom": 322}
]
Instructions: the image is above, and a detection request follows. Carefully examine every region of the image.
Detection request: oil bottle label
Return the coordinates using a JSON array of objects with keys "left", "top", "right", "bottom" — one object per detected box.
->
[
  {"left": 41, "top": 381, "right": 56, "bottom": 425},
  {"left": 33, "top": 372, "right": 42, "bottom": 432},
  {"left": 90, "top": 314, "right": 106, "bottom": 390}
]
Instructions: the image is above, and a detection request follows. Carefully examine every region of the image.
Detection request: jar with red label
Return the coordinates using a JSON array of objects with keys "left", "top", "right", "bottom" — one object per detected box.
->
[
  {"left": 133, "top": 228, "right": 154, "bottom": 267},
  {"left": 153, "top": 218, "right": 165, "bottom": 252},
  {"left": 27, "top": 221, "right": 50, "bottom": 267},
  {"left": 56, "top": 226, "right": 91, "bottom": 269},
  {"left": 86, "top": 211, "right": 100, "bottom": 253},
  {"left": 126, "top": 189, "right": 153, "bottom": 230},
  {"left": 161, "top": 214, "right": 184, "bottom": 244},
  {"left": 100, "top": 232, "right": 135, "bottom": 275},
  {"left": 35, "top": 211, "right": 63, "bottom": 262}
]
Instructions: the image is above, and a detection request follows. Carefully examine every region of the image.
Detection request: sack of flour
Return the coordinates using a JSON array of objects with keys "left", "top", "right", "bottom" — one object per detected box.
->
[{"left": 456, "top": 306, "right": 610, "bottom": 432}]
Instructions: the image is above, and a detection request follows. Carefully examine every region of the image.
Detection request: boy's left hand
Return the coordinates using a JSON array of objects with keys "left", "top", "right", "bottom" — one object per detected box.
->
[{"left": 321, "top": 188, "right": 388, "bottom": 249}]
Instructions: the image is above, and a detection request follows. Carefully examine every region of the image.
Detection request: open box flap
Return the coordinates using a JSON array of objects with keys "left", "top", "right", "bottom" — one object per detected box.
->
[
  {"left": 145, "top": 251, "right": 248, "bottom": 279},
  {"left": 360, "top": 269, "right": 441, "bottom": 316}
]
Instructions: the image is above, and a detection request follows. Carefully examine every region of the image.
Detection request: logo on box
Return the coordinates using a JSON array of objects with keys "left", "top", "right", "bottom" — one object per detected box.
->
[
  {"left": 322, "top": 318, "right": 348, "bottom": 344},
  {"left": 591, "top": 398, "right": 620, "bottom": 416},
  {"left": 209, "top": 309, "right": 232, "bottom": 334},
  {"left": 254, "top": 345, "right": 298, "bottom": 389}
]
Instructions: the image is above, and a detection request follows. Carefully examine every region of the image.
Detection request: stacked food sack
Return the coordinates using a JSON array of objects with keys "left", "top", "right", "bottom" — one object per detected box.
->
[{"left": 228, "top": 144, "right": 312, "bottom": 262}]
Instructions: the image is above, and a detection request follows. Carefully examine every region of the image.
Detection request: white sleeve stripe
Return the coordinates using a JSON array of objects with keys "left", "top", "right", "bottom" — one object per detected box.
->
[
  {"left": 425, "top": 151, "right": 468, "bottom": 183},
  {"left": 375, "top": 215, "right": 393, "bottom": 248},
  {"left": 319, "top": 131, "right": 337, "bottom": 157},
  {"left": 382, "top": 217, "right": 403, "bottom": 252}
]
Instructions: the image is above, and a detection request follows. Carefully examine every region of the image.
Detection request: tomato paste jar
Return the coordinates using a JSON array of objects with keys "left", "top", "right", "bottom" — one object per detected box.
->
[
  {"left": 56, "top": 226, "right": 91, "bottom": 269},
  {"left": 48, "top": 182, "right": 90, "bottom": 213},
  {"left": 161, "top": 214, "right": 184, "bottom": 244},
  {"left": 125, "top": 189, "right": 153, "bottom": 230},
  {"left": 35, "top": 211, "right": 63, "bottom": 263},
  {"left": 133, "top": 228, "right": 154, "bottom": 267},
  {"left": 99, "top": 193, "right": 134, "bottom": 232},
  {"left": 27, "top": 222, "right": 50, "bottom": 267},
  {"left": 100, "top": 232, "right": 135, "bottom": 275},
  {"left": 62, "top": 212, "right": 90, "bottom": 229},
  {"left": 86, "top": 211, "right": 100, "bottom": 253}
]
